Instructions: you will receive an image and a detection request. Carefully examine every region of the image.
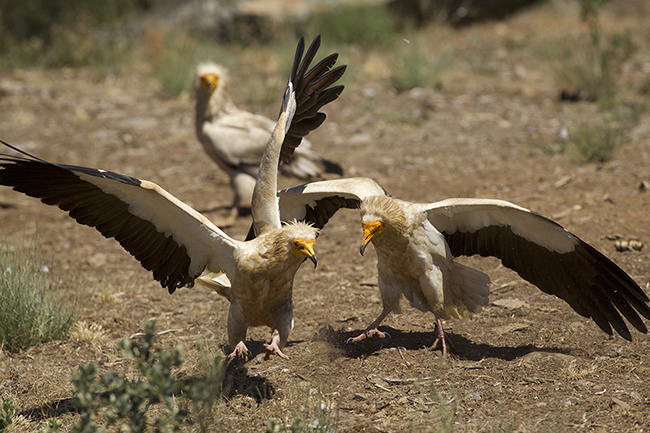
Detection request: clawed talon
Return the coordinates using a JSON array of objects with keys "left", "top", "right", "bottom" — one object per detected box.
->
[
  {"left": 347, "top": 328, "right": 390, "bottom": 343},
  {"left": 430, "top": 316, "right": 455, "bottom": 357},
  {"left": 228, "top": 341, "right": 252, "bottom": 361},
  {"left": 263, "top": 340, "right": 290, "bottom": 360},
  {"left": 430, "top": 335, "right": 456, "bottom": 357}
]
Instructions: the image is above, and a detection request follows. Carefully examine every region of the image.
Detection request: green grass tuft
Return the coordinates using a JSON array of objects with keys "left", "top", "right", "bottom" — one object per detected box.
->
[
  {"left": 391, "top": 41, "right": 449, "bottom": 92},
  {"left": 0, "top": 397, "right": 14, "bottom": 433},
  {"left": 573, "top": 122, "right": 622, "bottom": 162},
  {"left": 550, "top": 0, "right": 637, "bottom": 103},
  {"left": 0, "top": 240, "right": 77, "bottom": 353},
  {"left": 299, "top": 4, "right": 400, "bottom": 48}
]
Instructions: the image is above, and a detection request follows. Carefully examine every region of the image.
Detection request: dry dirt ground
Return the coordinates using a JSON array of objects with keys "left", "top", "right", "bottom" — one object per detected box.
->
[{"left": 2, "top": 2, "right": 650, "bottom": 432}]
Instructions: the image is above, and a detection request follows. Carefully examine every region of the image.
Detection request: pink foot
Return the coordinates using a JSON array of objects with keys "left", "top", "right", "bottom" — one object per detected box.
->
[
  {"left": 348, "top": 327, "right": 390, "bottom": 343},
  {"left": 228, "top": 341, "right": 251, "bottom": 360},
  {"left": 263, "top": 336, "right": 290, "bottom": 360},
  {"left": 430, "top": 315, "right": 455, "bottom": 357}
]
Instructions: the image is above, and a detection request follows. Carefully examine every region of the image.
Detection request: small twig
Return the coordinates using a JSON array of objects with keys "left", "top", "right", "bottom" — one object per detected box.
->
[
  {"left": 383, "top": 378, "right": 415, "bottom": 385},
  {"left": 373, "top": 382, "right": 391, "bottom": 392},
  {"left": 397, "top": 346, "right": 411, "bottom": 367},
  {"left": 156, "top": 328, "right": 184, "bottom": 336},
  {"left": 491, "top": 281, "right": 517, "bottom": 293},
  {"left": 383, "top": 376, "right": 432, "bottom": 385},
  {"left": 129, "top": 328, "right": 184, "bottom": 339}
]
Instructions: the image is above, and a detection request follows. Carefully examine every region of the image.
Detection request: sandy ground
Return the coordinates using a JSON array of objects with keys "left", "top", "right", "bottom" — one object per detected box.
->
[{"left": 1, "top": 2, "right": 650, "bottom": 431}]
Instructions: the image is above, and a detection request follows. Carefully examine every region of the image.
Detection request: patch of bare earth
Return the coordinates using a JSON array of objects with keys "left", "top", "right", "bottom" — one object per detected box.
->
[{"left": 1, "top": 3, "right": 650, "bottom": 432}]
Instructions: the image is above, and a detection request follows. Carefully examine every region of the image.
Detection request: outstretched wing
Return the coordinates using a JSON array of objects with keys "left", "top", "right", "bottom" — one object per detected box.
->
[
  {"left": 424, "top": 197, "right": 650, "bottom": 340},
  {"left": 251, "top": 36, "right": 347, "bottom": 236},
  {"left": 0, "top": 142, "right": 238, "bottom": 293},
  {"left": 281, "top": 35, "right": 347, "bottom": 163},
  {"left": 246, "top": 177, "right": 388, "bottom": 241}
]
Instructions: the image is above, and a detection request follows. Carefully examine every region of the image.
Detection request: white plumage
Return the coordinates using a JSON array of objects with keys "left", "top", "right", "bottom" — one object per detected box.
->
[
  {"left": 275, "top": 177, "right": 650, "bottom": 356},
  {"left": 0, "top": 35, "right": 346, "bottom": 360},
  {"left": 195, "top": 60, "right": 343, "bottom": 219}
]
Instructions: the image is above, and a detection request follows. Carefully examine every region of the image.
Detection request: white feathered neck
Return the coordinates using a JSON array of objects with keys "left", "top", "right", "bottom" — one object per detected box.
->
[
  {"left": 361, "top": 195, "right": 409, "bottom": 236},
  {"left": 194, "top": 62, "right": 235, "bottom": 126}
]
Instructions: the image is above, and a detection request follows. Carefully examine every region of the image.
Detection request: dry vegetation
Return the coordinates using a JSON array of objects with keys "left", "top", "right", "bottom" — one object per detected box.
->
[{"left": 1, "top": 0, "right": 650, "bottom": 431}]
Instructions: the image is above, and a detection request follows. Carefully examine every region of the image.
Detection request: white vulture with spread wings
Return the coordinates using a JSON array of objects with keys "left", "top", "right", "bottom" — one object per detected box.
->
[
  {"left": 273, "top": 177, "right": 650, "bottom": 356},
  {"left": 0, "top": 36, "right": 346, "bottom": 360},
  {"left": 195, "top": 59, "right": 343, "bottom": 219}
]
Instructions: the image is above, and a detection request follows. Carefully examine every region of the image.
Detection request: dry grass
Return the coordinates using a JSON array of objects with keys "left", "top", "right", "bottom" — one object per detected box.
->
[
  {"left": 1, "top": 1, "right": 650, "bottom": 432},
  {"left": 0, "top": 241, "right": 77, "bottom": 353}
]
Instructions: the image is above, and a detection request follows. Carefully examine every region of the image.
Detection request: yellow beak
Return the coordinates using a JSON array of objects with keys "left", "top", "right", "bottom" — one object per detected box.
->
[
  {"left": 292, "top": 238, "right": 318, "bottom": 268},
  {"left": 201, "top": 73, "right": 219, "bottom": 93},
  {"left": 360, "top": 221, "right": 384, "bottom": 256}
]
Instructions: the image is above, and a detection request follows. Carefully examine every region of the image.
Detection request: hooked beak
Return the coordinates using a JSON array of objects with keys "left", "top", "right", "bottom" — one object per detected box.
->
[
  {"left": 360, "top": 221, "right": 384, "bottom": 256},
  {"left": 201, "top": 73, "right": 219, "bottom": 93},
  {"left": 303, "top": 240, "right": 317, "bottom": 268},
  {"left": 293, "top": 238, "right": 318, "bottom": 268},
  {"left": 360, "top": 241, "right": 369, "bottom": 256}
]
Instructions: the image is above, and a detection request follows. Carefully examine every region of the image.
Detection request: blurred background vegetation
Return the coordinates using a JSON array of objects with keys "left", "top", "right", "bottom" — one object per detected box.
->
[
  {"left": 0, "top": 0, "right": 544, "bottom": 93},
  {"left": 0, "top": 0, "right": 646, "bottom": 161},
  {"left": 0, "top": 0, "right": 148, "bottom": 70}
]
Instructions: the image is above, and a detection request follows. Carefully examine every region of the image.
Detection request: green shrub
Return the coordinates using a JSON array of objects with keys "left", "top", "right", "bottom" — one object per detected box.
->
[
  {"left": 0, "top": 397, "right": 13, "bottom": 433},
  {"left": 552, "top": 0, "right": 636, "bottom": 102},
  {"left": 300, "top": 4, "right": 400, "bottom": 47},
  {"left": 56, "top": 321, "right": 227, "bottom": 433},
  {"left": 573, "top": 122, "right": 622, "bottom": 162},
  {"left": 0, "top": 0, "right": 141, "bottom": 70},
  {"left": 149, "top": 29, "right": 238, "bottom": 98},
  {"left": 391, "top": 42, "right": 449, "bottom": 92},
  {"left": 0, "top": 241, "right": 76, "bottom": 352}
]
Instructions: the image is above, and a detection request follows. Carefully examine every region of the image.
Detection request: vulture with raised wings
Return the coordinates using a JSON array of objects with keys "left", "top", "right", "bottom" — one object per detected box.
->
[
  {"left": 274, "top": 177, "right": 650, "bottom": 356},
  {"left": 0, "top": 36, "right": 346, "bottom": 360},
  {"left": 195, "top": 60, "right": 343, "bottom": 219}
]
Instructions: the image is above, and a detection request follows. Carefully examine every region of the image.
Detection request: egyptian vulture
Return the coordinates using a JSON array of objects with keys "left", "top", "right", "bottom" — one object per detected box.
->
[
  {"left": 195, "top": 59, "right": 344, "bottom": 219},
  {"left": 274, "top": 177, "right": 650, "bottom": 356},
  {"left": 0, "top": 35, "right": 346, "bottom": 360}
]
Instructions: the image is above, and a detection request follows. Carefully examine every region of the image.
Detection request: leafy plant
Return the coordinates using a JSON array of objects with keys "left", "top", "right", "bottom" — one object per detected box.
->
[
  {"left": 0, "top": 0, "right": 139, "bottom": 70},
  {"left": 0, "top": 397, "right": 14, "bottom": 433},
  {"left": 46, "top": 321, "right": 229, "bottom": 432},
  {"left": 147, "top": 28, "right": 238, "bottom": 98}
]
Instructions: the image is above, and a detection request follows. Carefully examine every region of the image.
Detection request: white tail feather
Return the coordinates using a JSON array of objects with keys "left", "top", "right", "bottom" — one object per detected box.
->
[
  {"left": 444, "top": 263, "right": 490, "bottom": 319},
  {"left": 196, "top": 272, "right": 232, "bottom": 300}
]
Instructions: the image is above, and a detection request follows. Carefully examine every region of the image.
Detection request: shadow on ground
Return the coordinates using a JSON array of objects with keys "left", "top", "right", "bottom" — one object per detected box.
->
[
  {"left": 18, "top": 358, "right": 276, "bottom": 421},
  {"left": 319, "top": 326, "right": 570, "bottom": 361}
]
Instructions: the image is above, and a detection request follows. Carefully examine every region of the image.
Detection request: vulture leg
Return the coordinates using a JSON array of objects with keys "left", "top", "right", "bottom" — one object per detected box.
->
[
  {"left": 265, "top": 299, "right": 293, "bottom": 360},
  {"left": 430, "top": 312, "right": 455, "bottom": 357},
  {"left": 229, "top": 341, "right": 252, "bottom": 360},
  {"left": 348, "top": 305, "right": 396, "bottom": 343},
  {"left": 227, "top": 303, "right": 251, "bottom": 360},
  {"left": 231, "top": 194, "right": 242, "bottom": 217},
  {"left": 264, "top": 335, "right": 291, "bottom": 360}
]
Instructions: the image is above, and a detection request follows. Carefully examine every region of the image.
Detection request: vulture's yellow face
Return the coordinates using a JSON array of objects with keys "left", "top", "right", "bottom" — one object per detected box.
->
[
  {"left": 291, "top": 238, "right": 318, "bottom": 267},
  {"left": 360, "top": 220, "right": 385, "bottom": 255},
  {"left": 200, "top": 73, "right": 219, "bottom": 94}
]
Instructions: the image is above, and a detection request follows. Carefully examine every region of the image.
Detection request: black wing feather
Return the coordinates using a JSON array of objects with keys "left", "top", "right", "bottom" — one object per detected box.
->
[
  {"left": 0, "top": 151, "right": 196, "bottom": 293},
  {"left": 281, "top": 35, "right": 347, "bottom": 163},
  {"left": 444, "top": 224, "right": 650, "bottom": 340}
]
